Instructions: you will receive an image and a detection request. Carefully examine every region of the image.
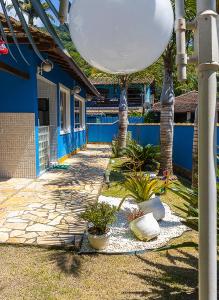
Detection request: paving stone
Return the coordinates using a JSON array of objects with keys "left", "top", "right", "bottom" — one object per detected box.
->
[
  {"left": 10, "top": 230, "right": 25, "bottom": 238},
  {"left": 25, "top": 238, "right": 36, "bottom": 244},
  {"left": 0, "top": 228, "right": 11, "bottom": 232},
  {"left": 30, "top": 211, "right": 48, "bottom": 217},
  {"left": 0, "top": 145, "right": 111, "bottom": 246},
  {"left": 5, "top": 223, "right": 28, "bottom": 230},
  {"left": 26, "top": 224, "right": 54, "bottom": 232},
  {"left": 6, "top": 218, "right": 28, "bottom": 223},
  {"left": 8, "top": 237, "right": 26, "bottom": 243},
  {"left": 48, "top": 215, "right": 63, "bottom": 226},
  {"left": 7, "top": 211, "right": 22, "bottom": 218},
  {"left": 28, "top": 203, "right": 43, "bottom": 209},
  {"left": 0, "top": 232, "right": 9, "bottom": 242},
  {"left": 48, "top": 212, "right": 60, "bottom": 220},
  {"left": 22, "top": 232, "right": 38, "bottom": 239}
]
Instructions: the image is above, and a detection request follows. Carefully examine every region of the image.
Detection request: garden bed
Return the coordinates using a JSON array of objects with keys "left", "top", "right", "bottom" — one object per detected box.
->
[{"left": 80, "top": 196, "right": 189, "bottom": 254}]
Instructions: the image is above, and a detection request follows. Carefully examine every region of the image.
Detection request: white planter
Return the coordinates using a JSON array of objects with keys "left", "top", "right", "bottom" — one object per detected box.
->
[
  {"left": 138, "top": 197, "right": 165, "bottom": 221},
  {"left": 87, "top": 230, "right": 111, "bottom": 250},
  {"left": 130, "top": 213, "right": 160, "bottom": 241}
]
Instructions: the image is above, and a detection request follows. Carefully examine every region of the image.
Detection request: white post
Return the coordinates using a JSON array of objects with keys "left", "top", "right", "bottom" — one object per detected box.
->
[
  {"left": 197, "top": 0, "right": 218, "bottom": 299},
  {"left": 175, "top": 0, "right": 187, "bottom": 81}
]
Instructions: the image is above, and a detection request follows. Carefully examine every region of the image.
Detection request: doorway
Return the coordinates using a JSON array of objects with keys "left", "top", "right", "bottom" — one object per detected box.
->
[{"left": 37, "top": 76, "right": 57, "bottom": 173}]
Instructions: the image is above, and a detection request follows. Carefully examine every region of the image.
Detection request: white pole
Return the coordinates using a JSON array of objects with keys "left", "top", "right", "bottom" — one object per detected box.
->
[
  {"left": 175, "top": 0, "right": 187, "bottom": 81},
  {"left": 197, "top": 0, "right": 218, "bottom": 299}
]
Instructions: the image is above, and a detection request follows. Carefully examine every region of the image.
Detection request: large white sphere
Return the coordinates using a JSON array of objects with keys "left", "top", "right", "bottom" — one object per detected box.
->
[{"left": 69, "top": 0, "right": 174, "bottom": 74}]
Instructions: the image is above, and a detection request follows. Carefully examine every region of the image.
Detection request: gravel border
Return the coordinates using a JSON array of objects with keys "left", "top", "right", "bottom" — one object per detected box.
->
[{"left": 79, "top": 196, "right": 189, "bottom": 254}]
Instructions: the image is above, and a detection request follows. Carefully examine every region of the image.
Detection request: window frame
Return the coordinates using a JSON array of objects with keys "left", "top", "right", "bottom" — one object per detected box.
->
[
  {"left": 59, "top": 84, "right": 71, "bottom": 135},
  {"left": 74, "top": 94, "right": 86, "bottom": 132}
]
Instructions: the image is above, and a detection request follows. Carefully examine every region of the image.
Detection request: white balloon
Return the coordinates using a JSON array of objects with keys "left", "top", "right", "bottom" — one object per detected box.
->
[{"left": 69, "top": 0, "right": 174, "bottom": 74}]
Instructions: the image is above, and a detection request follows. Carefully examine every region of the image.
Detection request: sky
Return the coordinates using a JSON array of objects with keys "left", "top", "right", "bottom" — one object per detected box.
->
[{"left": 0, "top": 0, "right": 63, "bottom": 27}]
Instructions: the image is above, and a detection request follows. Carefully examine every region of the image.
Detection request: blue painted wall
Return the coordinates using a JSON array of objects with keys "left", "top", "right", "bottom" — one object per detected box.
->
[
  {"left": 0, "top": 45, "right": 87, "bottom": 176},
  {"left": 87, "top": 116, "right": 145, "bottom": 124},
  {"left": 87, "top": 123, "right": 219, "bottom": 172}
]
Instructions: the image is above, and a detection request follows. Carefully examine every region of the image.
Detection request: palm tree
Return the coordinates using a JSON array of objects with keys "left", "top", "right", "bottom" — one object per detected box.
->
[
  {"left": 6, "top": 0, "right": 54, "bottom": 26},
  {"left": 159, "top": 0, "right": 196, "bottom": 175},
  {"left": 118, "top": 75, "right": 129, "bottom": 152},
  {"left": 159, "top": 35, "right": 175, "bottom": 175}
]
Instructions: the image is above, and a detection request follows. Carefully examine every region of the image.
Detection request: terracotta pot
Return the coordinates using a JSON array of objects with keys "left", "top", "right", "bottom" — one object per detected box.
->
[
  {"left": 87, "top": 230, "right": 110, "bottom": 250},
  {"left": 138, "top": 196, "right": 165, "bottom": 221},
  {"left": 129, "top": 212, "right": 160, "bottom": 241}
]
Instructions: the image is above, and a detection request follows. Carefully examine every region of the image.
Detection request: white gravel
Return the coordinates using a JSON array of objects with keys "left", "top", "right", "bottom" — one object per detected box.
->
[{"left": 80, "top": 195, "right": 189, "bottom": 254}]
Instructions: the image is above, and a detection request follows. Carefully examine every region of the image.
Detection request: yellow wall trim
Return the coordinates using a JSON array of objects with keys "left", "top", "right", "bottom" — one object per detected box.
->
[{"left": 58, "top": 146, "right": 86, "bottom": 164}]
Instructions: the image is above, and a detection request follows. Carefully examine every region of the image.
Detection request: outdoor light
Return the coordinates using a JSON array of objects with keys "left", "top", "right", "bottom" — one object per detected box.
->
[
  {"left": 71, "top": 85, "right": 81, "bottom": 94},
  {"left": 86, "top": 94, "right": 93, "bottom": 101},
  {"left": 38, "top": 60, "right": 53, "bottom": 75},
  {"left": 69, "top": 0, "right": 174, "bottom": 74}
]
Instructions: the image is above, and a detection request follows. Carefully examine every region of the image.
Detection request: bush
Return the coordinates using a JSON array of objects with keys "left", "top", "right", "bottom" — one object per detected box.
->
[
  {"left": 144, "top": 111, "right": 160, "bottom": 123},
  {"left": 80, "top": 202, "right": 117, "bottom": 235},
  {"left": 112, "top": 131, "right": 132, "bottom": 158},
  {"left": 123, "top": 140, "right": 160, "bottom": 171}
]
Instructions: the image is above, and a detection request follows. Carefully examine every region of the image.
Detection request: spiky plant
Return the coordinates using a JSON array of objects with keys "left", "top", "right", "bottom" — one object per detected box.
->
[{"left": 118, "top": 173, "right": 165, "bottom": 210}]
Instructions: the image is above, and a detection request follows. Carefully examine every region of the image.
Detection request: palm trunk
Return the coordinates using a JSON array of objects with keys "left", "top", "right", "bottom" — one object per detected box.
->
[
  {"left": 118, "top": 77, "right": 128, "bottom": 152},
  {"left": 192, "top": 107, "right": 198, "bottom": 188},
  {"left": 159, "top": 67, "right": 175, "bottom": 175}
]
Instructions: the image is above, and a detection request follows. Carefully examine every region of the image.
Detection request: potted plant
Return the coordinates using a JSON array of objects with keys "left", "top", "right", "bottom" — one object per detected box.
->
[
  {"left": 127, "top": 209, "right": 160, "bottom": 241},
  {"left": 80, "top": 202, "right": 117, "bottom": 250},
  {"left": 118, "top": 173, "right": 166, "bottom": 221}
]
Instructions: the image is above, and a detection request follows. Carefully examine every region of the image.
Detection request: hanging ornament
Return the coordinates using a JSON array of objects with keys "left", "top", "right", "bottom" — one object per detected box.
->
[{"left": 0, "top": 38, "right": 9, "bottom": 55}]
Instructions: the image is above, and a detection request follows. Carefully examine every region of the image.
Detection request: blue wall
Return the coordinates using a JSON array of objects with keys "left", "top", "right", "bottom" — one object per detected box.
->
[
  {"left": 0, "top": 45, "right": 87, "bottom": 176},
  {"left": 87, "top": 116, "right": 145, "bottom": 124},
  {"left": 87, "top": 123, "right": 219, "bottom": 172},
  {"left": 0, "top": 46, "right": 37, "bottom": 114}
]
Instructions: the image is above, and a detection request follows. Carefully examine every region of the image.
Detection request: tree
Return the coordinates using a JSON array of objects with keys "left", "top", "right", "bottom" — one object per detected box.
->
[
  {"left": 6, "top": 0, "right": 54, "bottom": 26},
  {"left": 159, "top": 0, "right": 196, "bottom": 175}
]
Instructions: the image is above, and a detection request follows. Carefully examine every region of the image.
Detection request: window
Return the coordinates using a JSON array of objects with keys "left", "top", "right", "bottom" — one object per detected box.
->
[
  {"left": 74, "top": 96, "right": 85, "bottom": 131},
  {"left": 60, "top": 86, "right": 70, "bottom": 134},
  {"left": 38, "top": 98, "right": 49, "bottom": 126}
]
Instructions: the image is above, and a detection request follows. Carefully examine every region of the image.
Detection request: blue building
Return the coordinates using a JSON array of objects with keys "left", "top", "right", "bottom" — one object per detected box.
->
[
  {"left": 0, "top": 15, "right": 99, "bottom": 178},
  {"left": 86, "top": 78, "right": 155, "bottom": 120}
]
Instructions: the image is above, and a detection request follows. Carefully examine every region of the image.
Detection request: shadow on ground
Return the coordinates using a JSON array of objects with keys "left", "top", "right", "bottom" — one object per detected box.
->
[{"left": 124, "top": 250, "right": 199, "bottom": 300}]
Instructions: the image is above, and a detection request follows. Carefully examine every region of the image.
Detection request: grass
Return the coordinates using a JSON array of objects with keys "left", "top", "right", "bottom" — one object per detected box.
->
[
  {"left": 1, "top": 157, "right": 218, "bottom": 299},
  {"left": 0, "top": 157, "right": 206, "bottom": 300}
]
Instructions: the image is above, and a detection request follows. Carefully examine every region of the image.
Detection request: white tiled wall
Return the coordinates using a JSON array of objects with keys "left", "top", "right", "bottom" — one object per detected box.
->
[{"left": 0, "top": 113, "right": 36, "bottom": 178}]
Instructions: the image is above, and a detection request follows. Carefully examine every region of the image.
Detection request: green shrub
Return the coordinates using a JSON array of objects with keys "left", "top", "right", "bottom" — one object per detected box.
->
[
  {"left": 158, "top": 182, "right": 219, "bottom": 250},
  {"left": 80, "top": 202, "right": 117, "bottom": 235},
  {"left": 112, "top": 131, "right": 132, "bottom": 158},
  {"left": 118, "top": 173, "right": 166, "bottom": 210},
  {"left": 123, "top": 140, "right": 160, "bottom": 171},
  {"left": 144, "top": 111, "right": 160, "bottom": 123}
]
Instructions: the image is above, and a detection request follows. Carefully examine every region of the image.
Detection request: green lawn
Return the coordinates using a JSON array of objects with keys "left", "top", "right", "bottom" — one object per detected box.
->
[{"left": 0, "top": 158, "right": 202, "bottom": 299}]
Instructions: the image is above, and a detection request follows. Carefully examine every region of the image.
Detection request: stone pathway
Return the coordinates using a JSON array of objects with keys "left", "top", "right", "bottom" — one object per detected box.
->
[{"left": 0, "top": 145, "right": 111, "bottom": 247}]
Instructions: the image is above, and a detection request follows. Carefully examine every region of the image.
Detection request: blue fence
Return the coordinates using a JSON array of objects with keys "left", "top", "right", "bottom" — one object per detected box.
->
[
  {"left": 87, "top": 116, "right": 145, "bottom": 124},
  {"left": 87, "top": 122, "right": 219, "bottom": 172}
]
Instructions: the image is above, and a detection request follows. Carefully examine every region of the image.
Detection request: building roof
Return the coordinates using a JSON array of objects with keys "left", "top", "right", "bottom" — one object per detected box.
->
[
  {"left": 0, "top": 13, "right": 99, "bottom": 97},
  {"left": 153, "top": 91, "right": 213, "bottom": 113},
  {"left": 90, "top": 76, "right": 152, "bottom": 85},
  {"left": 86, "top": 107, "right": 142, "bottom": 115}
]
